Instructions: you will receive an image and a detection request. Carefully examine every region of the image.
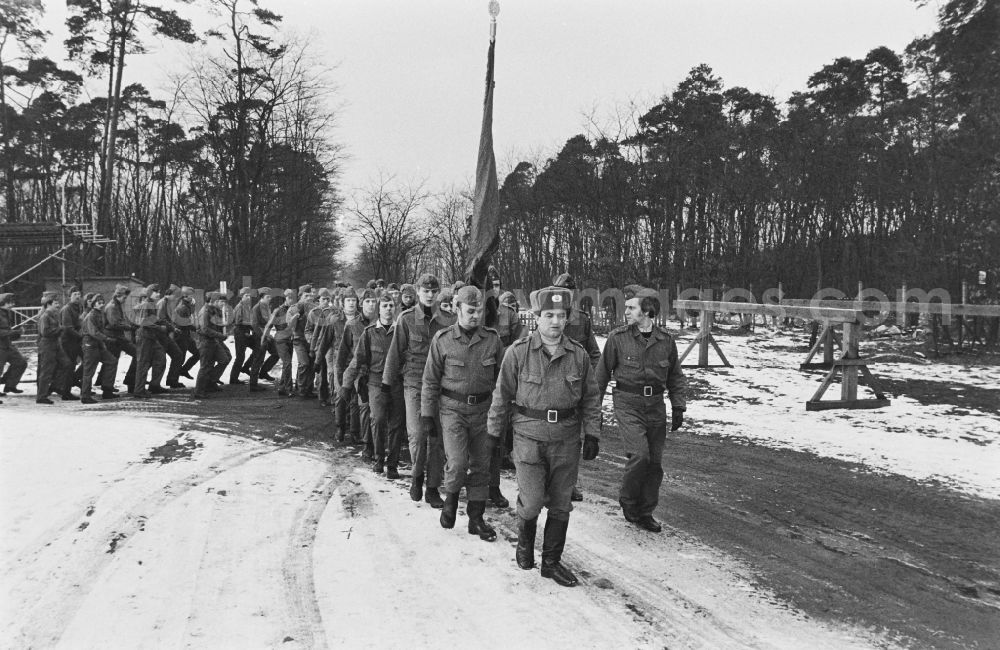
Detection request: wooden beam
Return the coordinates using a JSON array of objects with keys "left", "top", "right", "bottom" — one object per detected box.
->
[
  {"left": 673, "top": 300, "right": 860, "bottom": 323},
  {"left": 780, "top": 299, "right": 1000, "bottom": 318}
]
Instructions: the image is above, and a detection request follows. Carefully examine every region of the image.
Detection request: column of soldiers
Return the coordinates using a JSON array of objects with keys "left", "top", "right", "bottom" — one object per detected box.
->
[{"left": 0, "top": 274, "right": 686, "bottom": 590}]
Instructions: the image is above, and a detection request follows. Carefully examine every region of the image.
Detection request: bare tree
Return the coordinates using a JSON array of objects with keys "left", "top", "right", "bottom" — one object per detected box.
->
[
  {"left": 426, "top": 186, "right": 472, "bottom": 284},
  {"left": 349, "top": 176, "right": 430, "bottom": 283}
]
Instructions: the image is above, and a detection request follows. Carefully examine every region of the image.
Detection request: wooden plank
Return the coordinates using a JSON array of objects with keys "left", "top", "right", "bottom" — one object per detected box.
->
[
  {"left": 780, "top": 299, "right": 1000, "bottom": 318},
  {"left": 673, "top": 300, "right": 860, "bottom": 323},
  {"left": 806, "top": 398, "right": 891, "bottom": 411}
]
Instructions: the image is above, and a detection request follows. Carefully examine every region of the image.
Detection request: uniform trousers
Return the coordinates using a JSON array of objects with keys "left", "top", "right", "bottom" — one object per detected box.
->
[
  {"left": 196, "top": 339, "right": 232, "bottom": 392},
  {"left": 613, "top": 391, "right": 667, "bottom": 517},
  {"left": 135, "top": 335, "right": 167, "bottom": 390},
  {"left": 107, "top": 338, "right": 137, "bottom": 390},
  {"left": 174, "top": 327, "right": 200, "bottom": 374},
  {"left": 274, "top": 338, "right": 294, "bottom": 393},
  {"left": 292, "top": 339, "right": 314, "bottom": 394},
  {"left": 369, "top": 382, "right": 405, "bottom": 468},
  {"left": 404, "top": 385, "right": 444, "bottom": 488},
  {"left": 439, "top": 401, "right": 491, "bottom": 501},
  {"left": 0, "top": 345, "right": 27, "bottom": 389},
  {"left": 512, "top": 432, "right": 580, "bottom": 522},
  {"left": 81, "top": 340, "right": 116, "bottom": 398},
  {"left": 37, "top": 338, "right": 71, "bottom": 398}
]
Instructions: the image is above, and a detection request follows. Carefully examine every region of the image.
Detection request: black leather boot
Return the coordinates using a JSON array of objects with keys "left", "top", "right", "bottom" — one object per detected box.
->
[
  {"left": 467, "top": 501, "right": 497, "bottom": 542},
  {"left": 424, "top": 487, "right": 444, "bottom": 509},
  {"left": 488, "top": 485, "right": 509, "bottom": 508},
  {"left": 516, "top": 516, "right": 537, "bottom": 569},
  {"left": 440, "top": 492, "right": 459, "bottom": 529},
  {"left": 409, "top": 474, "right": 424, "bottom": 502},
  {"left": 540, "top": 517, "right": 578, "bottom": 587}
]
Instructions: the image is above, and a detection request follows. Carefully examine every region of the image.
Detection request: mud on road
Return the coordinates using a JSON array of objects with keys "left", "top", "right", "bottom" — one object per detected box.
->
[{"left": 122, "top": 376, "right": 999, "bottom": 650}]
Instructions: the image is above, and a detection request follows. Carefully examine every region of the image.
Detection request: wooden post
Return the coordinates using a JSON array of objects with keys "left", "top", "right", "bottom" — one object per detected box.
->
[
  {"left": 898, "top": 284, "right": 906, "bottom": 328},
  {"left": 698, "top": 307, "right": 713, "bottom": 367},
  {"left": 823, "top": 323, "right": 835, "bottom": 364},
  {"left": 840, "top": 322, "right": 859, "bottom": 401},
  {"left": 857, "top": 280, "right": 863, "bottom": 300},
  {"left": 959, "top": 281, "right": 968, "bottom": 351}
]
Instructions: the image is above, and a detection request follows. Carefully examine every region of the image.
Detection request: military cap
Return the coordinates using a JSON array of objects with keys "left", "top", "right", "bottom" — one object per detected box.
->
[
  {"left": 452, "top": 280, "right": 466, "bottom": 291},
  {"left": 41, "top": 291, "right": 59, "bottom": 304},
  {"left": 375, "top": 278, "right": 386, "bottom": 287},
  {"left": 298, "top": 284, "right": 313, "bottom": 295},
  {"left": 387, "top": 282, "right": 399, "bottom": 292},
  {"left": 360, "top": 288, "right": 377, "bottom": 301},
  {"left": 180, "top": 286, "right": 196, "bottom": 297},
  {"left": 113, "top": 284, "right": 131, "bottom": 297},
  {"left": 165, "top": 284, "right": 180, "bottom": 295},
  {"left": 88, "top": 292, "right": 106, "bottom": 306},
  {"left": 134, "top": 287, "right": 148, "bottom": 298},
  {"left": 400, "top": 283, "right": 417, "bottom": 297},
  {"left": 238, "top": 286, "right": 256, "bottom": 298},
  {"left": 552, "top": 273, "right": 576, "bottom": 290},
  {"left": 416, "top": 273, "right": 440, "bottom": 290},
  {"left": 68, "top": 285, "right": 82, "bottom": 295},
  {"left": 256, "top": 286, "right": 272, "bottom": 297},
  {"left": 455, "top": 285, "right": 483, "bottom": 307},
  {"left": 529, "top": 286, "right": 572, "bottom": 315},
  {"left": 206, "top": 291, "right": 225, "bottom": 302},
  {"left": 317, "top": 288, "right": 332, "bottom": 299},
  {"left": 341, "top": 286, "right": 358, "bottom": 302},
  {"left": 283, "top": 288, "right": 296, "bottom": 299},
  {"left": 437, "top": 287, "right": 454, "bottom": 303},
  {"left": 0, "top": 292, "right": 14, "bottom": 305},
  {"left": 365, "top": 279, "right": 377, "bottom": 289},
  {"left": 146, "top": 283, "right": 160, "bottom": 295},
  {"left": 499, "top": 290, "right": 516, "bottom": 306},
  {"left": 83, "top": 292, "right": 96, "bottom": 306}
]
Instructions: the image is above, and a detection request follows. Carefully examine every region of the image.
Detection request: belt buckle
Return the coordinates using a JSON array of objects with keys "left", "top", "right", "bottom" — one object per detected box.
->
[
  {"left": 467, "top": 394, "right": 478, "bottom": 405},
  {"left": 547, "top": 409, "right": 558, "bottom": 423},
  {"left": 643, "top": 385, "right": 653, "bottom": 397}
]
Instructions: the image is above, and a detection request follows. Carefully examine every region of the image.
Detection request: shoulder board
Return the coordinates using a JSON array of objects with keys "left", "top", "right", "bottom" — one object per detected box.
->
[
  {"left": 482, "top": 326, "right": 500, "bottom": 335},
  {"left": 363, "top": 321, "right": 379, "bottom": 332},
  {"left": 400, "top": 306, "right": 416, "bottom": 317},
  {"left": 565, "top": 336, "right": 586, "bottom": 351},
  {"left": 511, "top": 335, "right": 530, "bottom": 347}
]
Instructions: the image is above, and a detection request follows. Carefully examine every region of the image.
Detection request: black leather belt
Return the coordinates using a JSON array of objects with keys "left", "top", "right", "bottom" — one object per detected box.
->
[
  {"left": 515, "top": 404, "right": 577, "bottom": 423},
  {"left": 441, "top": 387, "right": 492, "bottom": 405},
  {"left": 615, "top": 380, "right": 665, "bottom": 397}
]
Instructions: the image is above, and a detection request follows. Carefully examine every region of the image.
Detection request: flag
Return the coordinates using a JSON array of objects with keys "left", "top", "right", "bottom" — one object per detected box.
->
[{"left": 464, "top": 34, "right": 500, "bottom": 288}]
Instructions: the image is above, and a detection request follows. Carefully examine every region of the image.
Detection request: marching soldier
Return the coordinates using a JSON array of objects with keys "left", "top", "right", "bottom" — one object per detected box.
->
[
  {"left": 336, "top": 287, "right": 375, "bottom": 445},
  {"left": 229, "top": 287, "right": 257, "bottom": 385},
  {"left": 399, "top": 283, "right": 417, "bottom": 311},
  {"left": 105, "top": 284, "right": 138, "bottom": 393},
  {"left": 58, "top": 287, "right": 84, "bottom": 391},
  {"left": 596, "top": 287, "right": 686, "bottom": 533},
  {"left": 193, "top": 291, "right": 232, "bottom": 399},
  {"left": 80, "top": 293, "right": 118, "bottom": 403},
  {"left": 247, "top": 287, "right": 279, "bottom": 389},
  {"left": 132, "top": 284, "right": 168, "bottom": 397},
  {"left": 157, "top": 284, "right": 187, "bottom": 388},
  {"left": 487, "top": 286, "right": 602, "bottom": 587},
  {"left": 436, "top": 287, "right": 456, "bottom": 325},
  {"left": 36, "top": 291, "right": 73, "bottom": 404},
  {"left": 485, "top": 282, "right": 524, "bottom": 509},
  {"left": 287, "top": 285, "right": 316, "bottom": 398},
  {"left": 341, "top": 293, "right": 404, "bottom": 476},
  {"left": 383, "top": 273, "right": 450, "bottom": 509},
  {"left": 422, "top": 285, "right": 505, "bottom": 540},
  {"left": 0, "top": 293, "right": 28, "bottom": 397},
  {"left": 262, "top": 289, "right": 296, "bottom": 396},
  {"left": 171, "top": 286, "right": 200, "bottom": 380},
  {"left": 308, "top": 288, "right": 339, "bottom": 405}
]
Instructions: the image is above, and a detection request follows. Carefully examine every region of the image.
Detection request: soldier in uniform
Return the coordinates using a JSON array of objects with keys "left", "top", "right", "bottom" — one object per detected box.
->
[
  {"left": 104, "top": 284, "right": 138, "bottom": 393},
  {"left": 171, "top": 286, "right": 200, "bottom": 380},
  {"left": 0, "top": 293, "right": 28, "bottom": 397},
  {"left": 309, "top": 288, "right": 340, "bottom": 405},
  {"left": 597, "top": 287, "right": 686, "bottom": 533},
  {"left": 80, "top": 293, "right": 118, "bottom": 403},
  {"left": 342, "top": 293, "right": 404, "bottom": 476},
  {"left": 484, "top": 282, "right": 524, "bottom": 508},
  {"left": 422, "top": 285, "right": 505, "bottom": 540},
  {"left": 337, "top": 287, "right": 375, "bottom": 445},
  {"left": 193, "top": 291, "right": 232, "bottom": 399},
  {"left": 228, "top": 287, "right": 257, "bottom": 385},
  {"left": 382, "top": 273, "right": 449, "bottom": 509},
  {"left": 287, "top": 285, "right": 316, "bottom": 398},
  {"left": 263, "top": 289, "right": 296, "bottom": 396},
  {"left": 58, "top": 287, "right": 84, "bottom": 392},
  {"left": 487, "top": 286, "right": 601, "bottom": 586},
  {"left": 553, "top": 273, "right": 601, "bottom": 502},
  {"left": 132, "top": 284, "right": 168, "bottom": 397},
  {"left": 436, "top": 286, "right": 455, "bottom": 324},
  {"left": 247, "top": 287, "right": 279, "bottom": 389},
  {"left": 399, "top": 283, "right": 417, "bottom": 312},
  {"left": 157, "top": 284, "right": 186, "bottom": 388},
  {"left": 36, "top": 291, "right": 73, "bottom": 404}
]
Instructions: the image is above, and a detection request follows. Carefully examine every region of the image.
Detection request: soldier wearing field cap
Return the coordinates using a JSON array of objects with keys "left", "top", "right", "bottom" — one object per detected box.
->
[
  {"left": 229, "top": 286, "right": 257, "bottom": 385},
  {"left": 156, "top": 284, "right": 186, "bottom": 388},
  {"left": 0, "top": 293, "right": 28, "bottom": 397},
  {"left": 248, "top": 287, "right": 279, "bottom": 389},
  {"left": 399, "top": 283, "right": 417, "bottom": 312},
  {"left": 36, "top": 291, "right": 73, "bottom": 404},
  {"left": 436, "top": 286, "right": 456, "bottom": 325},
  {"left": 485, "top": 281, "right": 524, "bottom": 508},
  {"left": 309, "top": 288, "right": 342, "bottom": 404},
  {"left": 422, "top": 285, "right": 505, "bottom": 540},
  {"left": 487, "top": 286, "right": 601, "bottom": 587},
  {"left": 105, "top": 284, "right": 138, "bottom": 393},
  {"left": 337, "top": 287, "right": 375, "bottom": 445},
  {"left": 133, "top": 284, "right": 168, "bottom": 397},
  {"left": 58, "top": 286, "right": 84, "bottom": 393},
  {"left": 597, "top": 286, "right": 686, "bottom": 533},
  {"left": 382, "top": 272, "right": 450, "bottom": 508},
  {"left": 193, "top": 291, "right": 232, "bottom": 399},
  {"left": 263, "top": 289, "right": 297, "bottom": 396},
  {"left": 287, "top": 285, "right": 316, "bottom": 398},
  {"left": 80, "top": 293, "right": 118, "bottom": 403}
]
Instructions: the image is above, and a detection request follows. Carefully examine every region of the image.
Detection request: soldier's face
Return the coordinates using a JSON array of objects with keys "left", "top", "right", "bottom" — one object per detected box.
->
[
  {"left": 536, "top": 309, "right": 567, "bottom": 339},
  {"left": 379, "top": 300, "right": 394, "bottom": 323},
  {"left": 362, "top": 298, "right": 377, "bottom": 318},
  {"left": 417, "top": 287, "right": 437, "bottom": 307},
  {"left": 457, "top": 302, "right": 482, "bottom": 329},
  {"left": 439, "top": 301, "right": 452, "bottom": 314},
  {"left": 624, "top": 298, "right": 643, "bottom": 324},
  {"left": 319, "top": 296, "right": 330, "bottom": 307},
  {"left": 94, "top": 298, "right": 106, "bottom": 310},
  {"left": 70, "top": 291, "right": 82, "bottom": 303},
  {"left": 343, "top": 297, "right": 358, "bottom": 313},
  {"left": 401, "top": 293, "right": 415, "bottom": 306}
]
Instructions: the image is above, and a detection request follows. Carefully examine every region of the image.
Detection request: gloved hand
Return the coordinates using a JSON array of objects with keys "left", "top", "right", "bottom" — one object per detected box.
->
[
  {"left": 380, "top": 383, "right": 392, "bottom": 394},
  {"left": 421, "top": 416, "right": 437, "bottom": 438},
  {"left": 582, "top": 434, "right": 600, "bottom": 461},
  {"left": 671, "top": 409, "right": 684, "bottom": 431}
]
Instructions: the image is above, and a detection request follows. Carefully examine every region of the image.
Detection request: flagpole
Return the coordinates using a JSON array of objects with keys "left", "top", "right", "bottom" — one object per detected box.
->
[{"left": 490, "top": 0, "right": 499, "bottom": 39}]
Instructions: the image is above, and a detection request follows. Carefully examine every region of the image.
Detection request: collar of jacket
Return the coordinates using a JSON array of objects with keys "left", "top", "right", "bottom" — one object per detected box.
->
[
  {"left": 528, "top": 330, "right": 575, "bottom": 357},
  {"left": 450, "top": 323, "right": 485, "bottom": 345},
  {"left": 628, "top": 323, "right": 666, "bottom": 341}
]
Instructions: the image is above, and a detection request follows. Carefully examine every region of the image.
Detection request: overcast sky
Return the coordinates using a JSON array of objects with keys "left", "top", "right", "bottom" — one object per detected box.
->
[{"left": 37, "top": 0, "right": 941, "bottom": 213}]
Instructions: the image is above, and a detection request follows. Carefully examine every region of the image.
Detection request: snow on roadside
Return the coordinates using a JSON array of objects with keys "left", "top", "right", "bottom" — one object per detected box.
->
[{"left": 596, "top": 329, "right": 1000, "bottom": 500}]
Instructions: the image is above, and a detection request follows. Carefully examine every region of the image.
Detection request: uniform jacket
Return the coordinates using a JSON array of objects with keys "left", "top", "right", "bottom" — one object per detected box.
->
[
  {"left": 596, "top": 323, "right": 686, "bottom": 411},
  {"left": 104, "top": 298, "right": 135, "bottom": 339},
  {"left": 341, "top": 318, "right": 394, "bottom": 391},
  {"left": 336, "top": 312, "right": 370, "bottom": 381},
  {"left": 81, "top": 308, "right": 111, "bottom": 345},
  {"left": 287, "top": 299, "right": 313, "bottom": 341},
  {"left": 172, "top": 297, "right": 197, "bottom": 329},
  {"left": 308, "top": 306, "right": 345, "bottom": 356},
  {"left": 156, "top": 296, "right": 179, "bottom": 330},
  {"left": 59, "top": 302, "right": 84, "bottom": 341},
  {"left": 38, "top": 307, "right": 63, "bottom": 341},
  {"left": 563, "top": 308, "right": 601, "bottom": 367},
  {"left": 195, "top": 304, "right": 226, "bottom": 345},
  {"left": 487, "top": 331, "right": 601, "bottom": 443},
  {"left": 0, "top": 306, "right": 21, "bottom": 349},
  {"left": 271, "top": 303, "right": 293, "bottom": 341},
  {"left": 494, "top": 303, "right": 524, "bottom": 347},
  {"left": 382, "top": 302, "right": 452, "bottom": 389},
  {"left": 250, "top": 301, "right": 271, "bottom": 338},
  {"left": 421, "top": 324, "right": 504, "bottom": 417},
  {"left": 133, "top": 298, "right": 163, "bottom": 340}
]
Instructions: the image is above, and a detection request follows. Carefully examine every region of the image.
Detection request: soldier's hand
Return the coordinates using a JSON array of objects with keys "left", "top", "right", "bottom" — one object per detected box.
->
[
  {"left": 671, "top": 409, "right": 684, "bottom": 431},
  {"left": 582, "top": 434, "right": 600, "bottom": 461},
  {"left": 421, "top": 416, "right": 437, "bottom": 438}
]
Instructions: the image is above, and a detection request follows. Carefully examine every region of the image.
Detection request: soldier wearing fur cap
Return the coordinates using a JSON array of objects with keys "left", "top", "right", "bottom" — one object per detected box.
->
[
  {"left": 422, "top": 285, "right": 505, "bottom": 540},
  {"left": 36, "top": 291, "right": 73, "bottom": 404},
  {"left": 0, "top": 292, "right": 28, "bottom": 397},
  {"left": 597, "top": 287, "right": 686, "bottom": 534},
  {"left": 487, "top": 286, "right": 602, "bottom": 587},
  {"left": 382, "top": 272, "right": 450, "bottom": 508}
]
